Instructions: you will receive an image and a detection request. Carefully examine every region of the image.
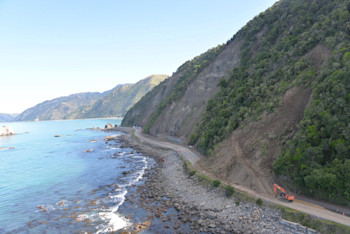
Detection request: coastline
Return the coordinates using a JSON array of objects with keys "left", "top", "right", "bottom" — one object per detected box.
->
[{"left": 114, "top": 129, "right": 315, "bottom": 233}]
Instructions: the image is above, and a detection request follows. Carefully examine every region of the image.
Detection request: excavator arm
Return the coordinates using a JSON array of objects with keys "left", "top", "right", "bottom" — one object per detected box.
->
[{"left": 273, "top": 184, "right": 294, "bottom": 201}]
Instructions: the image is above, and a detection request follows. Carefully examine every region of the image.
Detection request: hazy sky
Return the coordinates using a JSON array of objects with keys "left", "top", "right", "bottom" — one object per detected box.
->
[{"left": 0, "top": 0, "right": 278, "bottom": 113}]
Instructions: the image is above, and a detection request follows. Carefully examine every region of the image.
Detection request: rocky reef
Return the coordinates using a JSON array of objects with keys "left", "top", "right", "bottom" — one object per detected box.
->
[{"left": 0, "top": 126, "right": 15, "bottom": 136}]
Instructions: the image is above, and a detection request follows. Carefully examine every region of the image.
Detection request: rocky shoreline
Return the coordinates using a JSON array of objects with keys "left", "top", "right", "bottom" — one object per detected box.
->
[
  {"left": 0, "top": 126, "right": 15, "bottom": 136},
  {"left": 115, "top": 131, "right": 317, "bottom": 234}
]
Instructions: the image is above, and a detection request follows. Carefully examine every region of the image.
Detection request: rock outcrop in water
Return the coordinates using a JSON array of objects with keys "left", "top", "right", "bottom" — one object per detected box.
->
[
  {"left": 0, "top": 126, "right": 15, "bottom": 136},
  {"left": 105, "top": 123, "right": 114, "bottom": 129}
]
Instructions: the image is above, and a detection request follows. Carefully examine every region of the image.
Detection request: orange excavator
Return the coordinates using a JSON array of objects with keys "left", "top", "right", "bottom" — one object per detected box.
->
[{"left": 273, "top": 184, "right": 295, "bottom": 202}]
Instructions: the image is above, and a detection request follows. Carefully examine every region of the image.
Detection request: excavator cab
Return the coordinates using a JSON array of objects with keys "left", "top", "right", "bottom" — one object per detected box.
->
[{"left": 273, "top": 184, "right": 294, "bottom": 202}]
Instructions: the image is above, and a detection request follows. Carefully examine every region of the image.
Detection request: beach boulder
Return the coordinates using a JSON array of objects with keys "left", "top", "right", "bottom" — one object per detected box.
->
[
  {"left": 0, "top": 126, "right": 15, "bottom": 136},
  {"left": 104, "top": 134, "right": 120, "bottom": 141},
  {"left": 105, "top": 123, "right": 114, "bottom": 129}
]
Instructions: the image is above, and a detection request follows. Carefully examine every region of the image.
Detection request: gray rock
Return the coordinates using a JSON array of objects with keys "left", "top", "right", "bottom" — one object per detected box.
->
[
  {"left": 105, "top": 123, "right": 114, "bottom": 129},
  {"left": 0, "top": 126, "right": 15, "bottom": 136}
]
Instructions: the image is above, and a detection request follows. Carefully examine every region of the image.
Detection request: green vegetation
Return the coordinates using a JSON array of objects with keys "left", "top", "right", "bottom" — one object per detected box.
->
[
  {"left": 235, "top": 199, "right": 240, "bottom": 206},
  {"left": 190, "top": 0, "right": 350, "bottom": 202},
  {"left": 183, "top": 160, "right": 192, "bottom": 172},
  {"left": 256, "top": 198, "right": 263, "bottom": 206},
  {"left": 213, "top": 179, "right": 221, "bottom": 187},
  {"left": 122, "top": 78, "right": 168, "bottom": 127},
  {"left": 131, "top": 129, "right": 137, "bottom": 139},
  {"left": 183, "top": 160, "right": 196, "bottom": 177},
  {"left": 189, "top": 170, "right": 196, "bottom": 177},
  {"left": 225, "top": 185, "right": 235, "bottom": 197},
  {"left": 196, "top": 173, "right": 214, "bottom": 184},
  {"left": 274, "top": 50, "right": 350, "bottom": 202},
  {"left": 271, "top": 204, "right": 350, "bottom": 234}
]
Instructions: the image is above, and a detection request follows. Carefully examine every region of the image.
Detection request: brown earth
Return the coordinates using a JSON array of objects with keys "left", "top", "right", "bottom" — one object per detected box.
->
[
  {"left": 306, "top": 44, "right": 332, "bottom": 69},
  {"left": 199, "top": 86, "right": 312, "bottom": 196},
  {"left": 197, "top": 43, "right": 331, "bottom": 196},
  {"left": 150, "top": 39, "right": 242, "bottom": 142},
  {"left": 123, "top": 37, "right": 243, "bottom": 143}
]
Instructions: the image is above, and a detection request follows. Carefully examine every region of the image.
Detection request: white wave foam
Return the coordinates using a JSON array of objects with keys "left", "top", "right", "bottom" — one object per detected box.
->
[
  {"left": 56, "top": 199, "right": 70, "bottom": 207},
  {"left": 76, "top": 214, "right": 89, "bottom": 222},
  {"left": 125, "top": 156, "right": 148, "bottom": 187},
  {"left": 35, "top": 204, "right": 56, "bottom": 213},
  {"left": 97, "top": 212, "right": 131, "bottom": 233},
  {"left": 104, "top": 146, "right": 120, "bottom": 151},
  {"left": 109, "top": 189, "right": 127, "bottom": 212},
  {"left": 96, "top": 188, "right": 131, "bottom": 233},
  {"left": 95, "top": 152, "right": 148, "bottom": 233}
]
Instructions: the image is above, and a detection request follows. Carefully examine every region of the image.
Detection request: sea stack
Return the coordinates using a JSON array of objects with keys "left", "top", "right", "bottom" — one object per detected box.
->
[{"left": 0, "top": 126, "right": 15, "bottom": 136}]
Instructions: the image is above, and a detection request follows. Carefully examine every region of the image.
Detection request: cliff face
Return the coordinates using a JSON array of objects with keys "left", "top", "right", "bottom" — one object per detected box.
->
[
  {"left": 149, "top": 40, "right": 242, "bottom": 142},
  {"left": 121, "top": 72, "right": 185, "bottom": 128},
  {"left": 122, "top": 40, "right": 242, "bottom": 142}
]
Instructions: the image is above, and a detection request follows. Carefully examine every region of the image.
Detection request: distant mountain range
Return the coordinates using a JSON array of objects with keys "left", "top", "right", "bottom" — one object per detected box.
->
[
  {"left": 15, "top": 92, "right": 105, "bottom": 121},
  {"left": 69, "top": 74, "right": 168, "bottom": 119},
  {"left": 14, "top": 74, "right": 168, "bottom": 122},
  {"left": 0, "top": 113, "right": 18, "bottom": 122}
]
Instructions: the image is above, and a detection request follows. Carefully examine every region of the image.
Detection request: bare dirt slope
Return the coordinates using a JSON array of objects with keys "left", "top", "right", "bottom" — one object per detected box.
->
[
  {"left": 199, "top": 87, "right": 312, "bottom": 196},
  {"left": 148, "top": 39, "right": 242, "bottom": 142}
]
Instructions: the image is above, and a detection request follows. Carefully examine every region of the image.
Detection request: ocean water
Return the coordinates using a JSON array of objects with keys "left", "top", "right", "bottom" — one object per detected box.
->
[{"left": 0, "top": 119, "right": 149, "bottom": 233}]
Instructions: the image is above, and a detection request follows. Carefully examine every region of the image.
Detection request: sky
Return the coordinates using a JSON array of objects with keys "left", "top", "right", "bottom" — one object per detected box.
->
[{"left": 0, "top": 0, "right": 278, "bottom": 113}]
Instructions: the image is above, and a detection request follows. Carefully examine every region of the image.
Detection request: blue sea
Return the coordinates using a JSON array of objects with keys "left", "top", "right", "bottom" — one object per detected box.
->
[{"left": 0, "top": 119, "right": 149, "bottom": 233}]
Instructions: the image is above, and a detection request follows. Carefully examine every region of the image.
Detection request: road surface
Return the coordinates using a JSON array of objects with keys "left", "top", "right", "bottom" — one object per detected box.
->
[{"left": 133, "top": 128, "right": 350, "bottom": 227}]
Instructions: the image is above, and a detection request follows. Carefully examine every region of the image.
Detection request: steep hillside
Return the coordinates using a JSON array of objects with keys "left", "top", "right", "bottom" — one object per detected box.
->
[
  {"left": 122, "top": 42, "right": 240, "bottom": 140},
  {"left": 193, "top": 0, "right": 350, "bottom": 203},
  {"left": 123, "top": 0, "right": 350, "bottom": 203},
  {"left": 71, "top": 74, "right": 168, "bottom": 119},
  {"left": 16, "top": 92, "right": 104, "bottom": 121}
]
